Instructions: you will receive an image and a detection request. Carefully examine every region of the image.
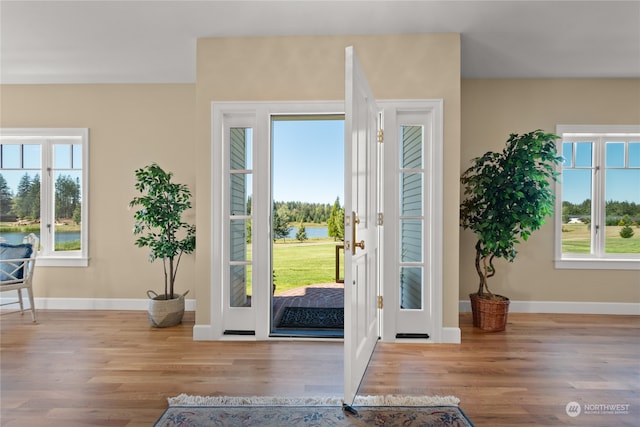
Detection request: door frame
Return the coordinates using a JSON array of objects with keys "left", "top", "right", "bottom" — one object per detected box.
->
[
  {"left": 209, "top": 101, "right": 345, "bottom": 341},
  {"left": 378, "top": 100, "right": 444, "bottom": 343},
  {"left": 203, "top": 99, "right": 444, "bottom": 342}
]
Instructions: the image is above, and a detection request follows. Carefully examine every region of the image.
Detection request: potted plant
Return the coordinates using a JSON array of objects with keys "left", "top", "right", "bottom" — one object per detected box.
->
[
  {"left": 460, "top": 130, "right": 562, "bottom": 331},
  {"left": 129, "top": 163, "right": 196, "bottom": 327}
]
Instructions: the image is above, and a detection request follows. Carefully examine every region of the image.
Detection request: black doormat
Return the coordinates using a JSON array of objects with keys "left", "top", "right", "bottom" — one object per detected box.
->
[{"left": 277, "top": 307, "right": 344, "bottom": 329}]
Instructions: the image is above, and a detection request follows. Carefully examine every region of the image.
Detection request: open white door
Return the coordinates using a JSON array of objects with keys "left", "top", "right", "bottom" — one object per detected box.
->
[{"left": 343, "top": 46, "right": 380, "bottom": 406}]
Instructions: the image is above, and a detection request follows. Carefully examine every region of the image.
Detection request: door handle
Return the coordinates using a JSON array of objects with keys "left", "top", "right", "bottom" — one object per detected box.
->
[{"left": 351, "top": 211, "right": 365, "bottom": 255}]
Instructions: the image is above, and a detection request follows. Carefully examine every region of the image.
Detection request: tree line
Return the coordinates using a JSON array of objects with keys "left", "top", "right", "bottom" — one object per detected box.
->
[
  {"left": 269, "top": 197, "right": 345, "bottom": 243},
  {"left": 563, "top": 199, "right": 640, "bottom": 225},
  {"left": 0, "top": 173, "right": 82, "bottom": 223}
]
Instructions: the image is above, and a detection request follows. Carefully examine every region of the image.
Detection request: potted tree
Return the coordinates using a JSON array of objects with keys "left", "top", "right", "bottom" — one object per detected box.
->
[
  {"left": 460, "top": 130, "right": 562, "bottom": 331},
  {"left": 130, "top": 163, "right": 196, "bottom": 327}
]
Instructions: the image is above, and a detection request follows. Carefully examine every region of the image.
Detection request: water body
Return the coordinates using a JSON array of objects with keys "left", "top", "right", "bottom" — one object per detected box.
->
[
  {"left": 1, "top": 231, "right": 80, "bottom": 245},
  {"left": 286, "top": 226, "right": 328, "bottom": 239}
]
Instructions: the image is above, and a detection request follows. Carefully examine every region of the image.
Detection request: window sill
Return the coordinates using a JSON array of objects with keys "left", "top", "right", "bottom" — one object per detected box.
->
[
  {"left": 36, "top": 256, "right": 89, "bottom": 267},
  {"left": 555, "top": 258, "right": 640, "bottom": 270}
]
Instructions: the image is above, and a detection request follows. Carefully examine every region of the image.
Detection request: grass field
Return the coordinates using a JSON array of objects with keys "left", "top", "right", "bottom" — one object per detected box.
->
[
  {"left": 562, "top": 224, "right": 640, "bottom": 253},
  {"left": 246, "top": 238, "right": 344, "bottom": 296}
]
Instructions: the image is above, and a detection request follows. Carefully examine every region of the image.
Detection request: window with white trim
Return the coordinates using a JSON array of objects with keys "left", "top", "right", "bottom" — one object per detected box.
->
[
  {"left": 555, "top": 125, "right": 640, "bottom": 270},
  {"left": 0, "top": 128, "right": 89, "bottom": 267}
]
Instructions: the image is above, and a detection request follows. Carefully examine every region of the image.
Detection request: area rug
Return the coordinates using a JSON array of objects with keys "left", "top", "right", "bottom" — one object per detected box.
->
[
  {"left": 154, "top": 395, "right": 474, "bottom": 426},
  {"left": 277, "top": 306, "right": 344, "bottom": 329}
]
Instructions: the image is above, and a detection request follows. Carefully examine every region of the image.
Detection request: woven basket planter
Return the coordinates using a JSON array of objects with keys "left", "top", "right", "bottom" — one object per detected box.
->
[
  {"left": 469, "top": 293, "right": 510, "bottom": 332},
  {"left": 147, "top": 290, "right": 188, "bottom": 328}
]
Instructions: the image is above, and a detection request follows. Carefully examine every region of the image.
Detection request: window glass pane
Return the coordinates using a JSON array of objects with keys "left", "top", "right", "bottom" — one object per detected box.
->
[
  {"left": 629, "top": 142, "right": 640, "bottom": 168},
  {"left": 53, "top": 171, "right": 81, "bottom": 251},
  {"left": 400, "top": 219, "right": 422, "bottom": 262},
  {"left": 575, "top": 142, "right": 593, "bottom": 167},
  {"left": 72, "top": 144, "right": 82, "bottom": 168},
  {"left": 561, "top": 169, "right": 592, "bottom": 254},
  {"left": 54, "top": 144, "right": 72, "bottom": 169},
  {"left": 23, "top": 145, "right": 41, "bottom": 169},
  {"left": 230, "top": 173, "right": 251, "bottom": 215},
  {"left": 230, "top": 128, "right": 252, "bottom": 170},
  {"left": 1, "top": 144, "right": 21, "bottom": 168},
  {"left": 229, "top": 126, "right": 252, "bottom": 308},
  {"left": 606, "top": 142, "right": 625, "bottom": 168},
  {"left": 400, "top": 125, "right": 422, "bottom": 169},
  {"left": 605, "top": 169, "right": 640, "bottom": 254},
  {"left": 400, "top": 172, "right": 422, "bottom": 216},
  {"left": 0, "top": 171, "right": 41, "bottom": 244},
  {"left": 230, "top": 219, "right": 248, "bottom": 262},
  {"left": 562, "top": 142, "right": 573, "bottom": 168},
  {"left": 400, "top": 267, "right": 422, "bottom": 310},
  {"left": 229, "top": 265, "right": 251, "bottom": 307}
]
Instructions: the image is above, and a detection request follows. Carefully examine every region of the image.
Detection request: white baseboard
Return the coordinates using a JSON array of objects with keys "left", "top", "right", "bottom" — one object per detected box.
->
[
  {"left": 192, "top": 324, "right": 213, "bottom": 340},
  {"left": 459, "top": 300, "right": 640, "bottom": 315},
  {"left": 441, "top": 327, "right": 461, "bottom": 343},
  {"left": 0, "top": 297, "right": 196, "bottom": 311}
]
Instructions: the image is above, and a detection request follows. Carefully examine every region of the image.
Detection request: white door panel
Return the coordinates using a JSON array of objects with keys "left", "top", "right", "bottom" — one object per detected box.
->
[{"left": 344, "top": 46, "right": 379, "bottom": 406}]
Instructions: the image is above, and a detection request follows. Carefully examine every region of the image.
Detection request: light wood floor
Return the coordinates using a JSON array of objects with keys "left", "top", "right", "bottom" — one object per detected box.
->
[{"left": 1, "top": 310, "right": 638, "bottom": 426}]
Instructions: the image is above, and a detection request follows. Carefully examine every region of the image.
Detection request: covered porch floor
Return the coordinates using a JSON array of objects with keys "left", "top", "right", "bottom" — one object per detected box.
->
[{"left": 271, "top": 282, "right": 344, "bottom": 335}]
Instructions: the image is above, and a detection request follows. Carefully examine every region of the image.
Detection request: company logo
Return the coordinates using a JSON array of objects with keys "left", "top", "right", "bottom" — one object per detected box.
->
[
  {"left": 566, "top": 401, "right": 631, "bottom": 417},
  {"left": 566, "top": 401, "right": 581, "bottom": 417}
]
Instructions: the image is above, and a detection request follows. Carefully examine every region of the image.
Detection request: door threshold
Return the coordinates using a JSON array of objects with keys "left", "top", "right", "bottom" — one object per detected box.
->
[{"left": 270, "top": 329, "right": 344, "bottom": 339}]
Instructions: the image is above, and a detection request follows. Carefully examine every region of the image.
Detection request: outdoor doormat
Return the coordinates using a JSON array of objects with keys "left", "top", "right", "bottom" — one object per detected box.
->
[
  {"left": 277, "top": 306, "right": 344, "bottom": 329},
  {"left": 155, "top": 395, "right": 474, "bottom": 427}
]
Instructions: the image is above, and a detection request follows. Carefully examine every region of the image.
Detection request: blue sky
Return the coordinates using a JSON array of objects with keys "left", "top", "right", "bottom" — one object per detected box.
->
[{"left": 271, "top": 119, "right": 344, "bottom": 205}]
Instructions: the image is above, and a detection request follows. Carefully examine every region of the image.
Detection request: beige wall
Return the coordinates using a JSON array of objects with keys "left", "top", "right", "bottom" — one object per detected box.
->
[
  {"left": 461, "top": 79, "right": 640, "bottom": 303},
  {"left": 0, "top": 84, "right": 197, "bottom": 299},
  {"left": 5, "top": 37, "right": 632, "bottom": 327},
  {"left": 195, "top": 34, "right": 462, "bottom": 327}
]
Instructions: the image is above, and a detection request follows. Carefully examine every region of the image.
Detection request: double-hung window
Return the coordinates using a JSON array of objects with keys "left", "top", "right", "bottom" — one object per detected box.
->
[
  {"left": 555, "top": 125, "right": 640, "bottom": 269},
  {"left": 0, "top": 128, "right": 89, "bottom": 266}
]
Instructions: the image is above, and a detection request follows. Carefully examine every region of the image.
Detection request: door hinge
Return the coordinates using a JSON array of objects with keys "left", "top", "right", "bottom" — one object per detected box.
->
[
  {"left": 377, "top": 128, "right": 384, "bottom": 143},
  {"left": 377, "top": 212, "right": 384, "bottom": 226},
  {"left": 377, "top": 295, "right": 383, "bottom": 309}
]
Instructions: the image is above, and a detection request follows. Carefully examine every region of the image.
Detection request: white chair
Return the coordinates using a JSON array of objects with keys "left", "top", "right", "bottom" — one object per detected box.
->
[{"left": 0, "top": 233, "right": 38, "bottom": 322}]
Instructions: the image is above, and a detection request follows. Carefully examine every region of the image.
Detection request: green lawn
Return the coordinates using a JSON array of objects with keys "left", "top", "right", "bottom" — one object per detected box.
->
[
  {"left": 247, "top": 239, "right": 344, "bottom": 295},
  {"left": 562, "top": 224, "right": 640, "bottom": 253}
]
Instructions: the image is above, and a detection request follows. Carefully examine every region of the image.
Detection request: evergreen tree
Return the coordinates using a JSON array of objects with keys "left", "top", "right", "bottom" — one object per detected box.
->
[
  {"left": 14, "top": 173, "right": 39, "bottom": 219},
  {"left": 28, "top": 174, "right": 41, "bottom": 219},
  {"left": 0, "top": 174, "right": 13, "bottom": 216},
  {"left": 72, "top": 205, "right": 82, "bottom": 225},
  {"left": 272, "top": 205, "right": 291, "bottom": 242},
  {"left": 335, "top": 206, "right": 345, "bottom": 240},
  {"left": 327, "top": 197, "right": 345, "bottom": 240},
  {"left": 55, "top": 174, "right": 80, "bottom": 219},
  {"left": 620, "top": 224, "right": 634, "bottom": 239},
  {"left": 296, "top": 220, "right": 308, "bottom": 242}
]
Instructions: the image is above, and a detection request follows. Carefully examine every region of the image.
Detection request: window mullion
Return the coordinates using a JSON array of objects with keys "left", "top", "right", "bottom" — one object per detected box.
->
[
  {"left": 40, "top": 139, "right": 54, "bottom": 256},
  {"left": 593, "top": 137, "right": 606, "bottom": 257}
]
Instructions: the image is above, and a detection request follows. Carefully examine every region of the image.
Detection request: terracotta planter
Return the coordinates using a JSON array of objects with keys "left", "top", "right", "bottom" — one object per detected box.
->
[
  {"left": 469, "top": 293, "right": 510, "bottom": 332},
  {"left": 147, "top": 290, "right": 189, "bottom": 328}
]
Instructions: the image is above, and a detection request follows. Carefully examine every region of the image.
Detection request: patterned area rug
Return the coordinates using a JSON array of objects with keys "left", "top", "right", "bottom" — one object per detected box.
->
[
  {"left": 155, "top": 395, "right": 474, "bottom": 427},
  {"left": 277, "top": 306, "right": 344, "bottom": 329}
]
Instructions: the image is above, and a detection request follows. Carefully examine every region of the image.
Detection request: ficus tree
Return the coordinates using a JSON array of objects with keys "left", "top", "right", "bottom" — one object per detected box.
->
[
  {"left": 460, "top": 130, "right": 563, "bottom": 298},
  {"left": 129, "top": 163, "right": 195, "bottom": 300}
]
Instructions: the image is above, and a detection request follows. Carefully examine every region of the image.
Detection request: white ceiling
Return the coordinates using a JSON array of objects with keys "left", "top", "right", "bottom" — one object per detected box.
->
[{"left": 1, "top": 0, "right": 639, "bottom": 84}]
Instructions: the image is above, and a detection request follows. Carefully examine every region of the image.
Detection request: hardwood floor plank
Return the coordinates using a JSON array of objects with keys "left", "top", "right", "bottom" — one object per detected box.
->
[{"left": 1, "top": 311, "right": 638, "bottom": 426}]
